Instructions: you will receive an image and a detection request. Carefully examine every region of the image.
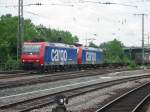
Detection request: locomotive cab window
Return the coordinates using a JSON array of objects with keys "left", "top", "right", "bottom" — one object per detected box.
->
[{"left": 23, "top": 44, "right": 41, "bottom": 55}]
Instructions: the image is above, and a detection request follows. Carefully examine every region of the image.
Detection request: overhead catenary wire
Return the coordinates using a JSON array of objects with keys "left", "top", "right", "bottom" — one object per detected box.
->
[
  {"left": 0, "top": 0, "right": 148, "bottom": 47},
  {"left": 0, "top": 0, "right": 138, "bottom": 8},
  {"left": 66, "top": 0, "right": 138, "bottom": 8},
  {"left": 1, "top": 0, "right": 132, "bottom": 32},
  {"left": 0, "top": 2, "right": 42, "bottom": 7},
  {"left": 0, "top": 3, "right": 75, "bottom": 8},
  {"left": 0, "top": 0, "right": 127, "bottom": 25}
]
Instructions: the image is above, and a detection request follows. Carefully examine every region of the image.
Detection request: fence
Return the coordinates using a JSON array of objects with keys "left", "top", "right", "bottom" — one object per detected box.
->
[{"left": 0, "top": 62, "right": 22, "bottom": 72}]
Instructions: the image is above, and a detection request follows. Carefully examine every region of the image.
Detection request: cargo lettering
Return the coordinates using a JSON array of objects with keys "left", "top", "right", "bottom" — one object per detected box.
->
[
  {"left": 51, "top": 49, "right": 67, "bottom": 62},
  {"left": 86, "top": 52, "right": 96, "bottom": 62}
]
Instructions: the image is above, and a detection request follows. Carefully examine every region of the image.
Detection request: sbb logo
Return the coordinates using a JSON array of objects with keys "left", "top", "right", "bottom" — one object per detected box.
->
[{"left": 51, "top": 49, "right": 67, "bottom": 62}]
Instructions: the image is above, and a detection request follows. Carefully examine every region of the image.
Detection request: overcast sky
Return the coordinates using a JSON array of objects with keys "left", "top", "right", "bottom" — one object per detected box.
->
[{"left": 0, "top": 0, "right": 150, "bottom": 46}]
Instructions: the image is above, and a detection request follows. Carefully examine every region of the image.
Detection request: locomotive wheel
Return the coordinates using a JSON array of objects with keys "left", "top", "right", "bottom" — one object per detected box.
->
[{"left": 47, "top": 66, "right": 51, "bottom": 73}]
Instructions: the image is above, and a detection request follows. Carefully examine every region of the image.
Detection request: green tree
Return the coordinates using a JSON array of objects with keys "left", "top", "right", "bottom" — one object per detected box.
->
[
  {"left": 0, "top": 14, "right": 79, "bottom": 63},
  {"left": 36, "top": 25, "right": 79, "bottom": 44},
  {"left": 100, "top": 39, "right": 124, "bottom": 63},
  {"left": 24, "top": 19, "right": 38, "bottom": 41},
  {"left": 0, "top": 14, "right": 38, "bottom": 62}
]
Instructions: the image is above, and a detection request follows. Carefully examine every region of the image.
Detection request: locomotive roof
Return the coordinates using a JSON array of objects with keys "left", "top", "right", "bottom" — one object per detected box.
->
[
  {"left": 24, "top": 42, "right": 76, "bottom": 48},
  {"left": 48, "top": 43, "right": 77, "bottom": 48},
  {"left": 24, "top": 42, "right": 103, "bottom": 51}
]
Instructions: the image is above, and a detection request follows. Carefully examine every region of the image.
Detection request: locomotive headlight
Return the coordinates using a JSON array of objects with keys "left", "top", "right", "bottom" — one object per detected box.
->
[{"left": 23, "top": 60, "right": 25, "bottom": 62}]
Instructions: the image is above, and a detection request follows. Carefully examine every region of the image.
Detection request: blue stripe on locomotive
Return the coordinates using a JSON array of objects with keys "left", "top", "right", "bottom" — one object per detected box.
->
[
  {"left": 44, "top": 46, "right": 77, "bottom": 65},
  {"left": 82, "top": 49, "right": 104, "bottom": 64}
]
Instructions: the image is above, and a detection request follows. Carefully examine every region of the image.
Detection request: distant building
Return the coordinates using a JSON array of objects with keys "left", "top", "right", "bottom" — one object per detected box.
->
[{"left": 124, "top": 47, "right": 150, "bottom": 64}]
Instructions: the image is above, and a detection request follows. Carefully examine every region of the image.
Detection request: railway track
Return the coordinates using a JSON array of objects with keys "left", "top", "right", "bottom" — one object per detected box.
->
[
  {"left": 0, "top": 75, "right": 150, "bottom": 112},
  {"left": 133, "top": 94, "right": 150, "bottom": 112},
  {"left": 0, "top": 70, "right": 80, "bottom": 80},
  {"left": 95, "top": 81, "right": 150, "bottom": 112},
  {"left": 0, "top": 68, "right": 128, "bottom": 89},
  {"left": 0, "top": 70, "right": 24, "bottom": 74},
  {"left": 0, "top": 67, "right": 125, "bottom": 80},
  {"left": 0, "top": 71, "right": 35, "bottom": 80}
]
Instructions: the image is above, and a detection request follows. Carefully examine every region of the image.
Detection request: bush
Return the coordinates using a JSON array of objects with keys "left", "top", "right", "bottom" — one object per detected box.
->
[
  {"left": 122, "top": 56, "right": 130, "bottom": 64},
  {"left": 0, "top": 56, "right": 21, "bottom": 71},
  {"left": 128, "top": 61, "right": 137, "bottom": 69}
]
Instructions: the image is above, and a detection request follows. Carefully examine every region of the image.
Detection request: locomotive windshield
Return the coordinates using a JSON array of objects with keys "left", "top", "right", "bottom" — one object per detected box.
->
[{"left": 23, "top": 44, "right": 41, "bottom": 54}]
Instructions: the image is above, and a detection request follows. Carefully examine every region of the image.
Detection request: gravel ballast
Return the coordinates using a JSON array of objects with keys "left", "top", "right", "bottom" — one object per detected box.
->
[
  {"left": 0, "top": 69, "right": 150, "bottom": 111},
  {"left": 31, "top": 78, "right": 150, "bottom": 112},
  {"left": 0, "top": 69, "right": 150, "bottom": 97}
]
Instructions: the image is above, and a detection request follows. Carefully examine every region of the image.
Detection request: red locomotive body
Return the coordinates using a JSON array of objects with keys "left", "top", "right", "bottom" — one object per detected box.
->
[{"left": 21, "top": 42, "right": 48, "bottom": 69}]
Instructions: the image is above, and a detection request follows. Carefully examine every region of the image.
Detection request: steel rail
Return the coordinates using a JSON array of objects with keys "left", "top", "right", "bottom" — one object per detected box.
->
[
  {"left": 0, "top": 68, "right": 128, "bottom": 89},
  {"left": 131, "top": 93, "right": 150, "bottom": 112},
  {"left": 0, "top": 72, "right": 35, "bottom": 79},
  {"left": 95, "top": 81, "right": 150, "bottom": 112},
  {"left": 0, "top": 75, "right": 150, "bottom": 112}
]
